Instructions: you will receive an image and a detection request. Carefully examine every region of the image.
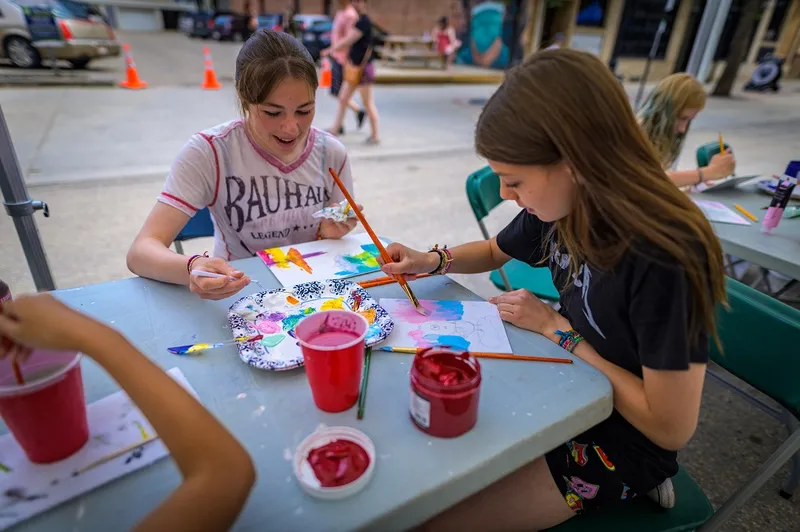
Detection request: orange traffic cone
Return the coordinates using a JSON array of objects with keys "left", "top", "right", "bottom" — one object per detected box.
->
[
  {"left": 119, "top": 44, "right": 147, "bottom": 90},
  {"left": 319, "top": 57, "right": 332, "bottom": 89},
  {"left": 201, "top": 47, "right": 222, "bottom": 90}
]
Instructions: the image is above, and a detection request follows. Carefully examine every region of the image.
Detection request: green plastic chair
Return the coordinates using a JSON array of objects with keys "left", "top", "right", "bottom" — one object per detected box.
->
[
  {"left": 465, "top": 166, "right": 559, "bottom": 301},
  {"left": 545, "top": 467, "right": 712, "bottom": 532},
  {"left": 698, "top": 277, "right": 800, "bottom": 531},
  {"left": 695, "top": 141, "right": 731, "bottom": 168}
]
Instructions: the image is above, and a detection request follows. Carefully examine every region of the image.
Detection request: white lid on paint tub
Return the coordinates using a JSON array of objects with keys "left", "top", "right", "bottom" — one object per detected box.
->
[{"left": 293, "top": 425, "right": 376, "bottom": 500}]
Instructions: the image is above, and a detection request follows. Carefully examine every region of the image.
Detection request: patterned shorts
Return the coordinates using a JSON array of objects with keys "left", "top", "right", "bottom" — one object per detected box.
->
[{"left": 545, "top": 439, "right": 640, "bottom": 514}]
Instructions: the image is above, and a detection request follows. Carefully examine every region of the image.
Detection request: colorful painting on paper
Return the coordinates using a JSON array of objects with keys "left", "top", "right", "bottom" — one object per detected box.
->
[
  {"left": 228, "top": 280, "right": 394, "bottom": 371},
  {"left": 0, "top": 368, "right": 192, "bottom": 529},
  {"left": 256, "top": 233, "right": 388, "bottom": 287},
  {"left": 379, "top": 299, "right": 513, "bottom": 353}
]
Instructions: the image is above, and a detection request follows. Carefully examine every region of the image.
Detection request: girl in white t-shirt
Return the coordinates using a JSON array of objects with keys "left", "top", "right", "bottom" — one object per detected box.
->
[{"left": 127, "top": 30, "right": 358, "bottom": 301}]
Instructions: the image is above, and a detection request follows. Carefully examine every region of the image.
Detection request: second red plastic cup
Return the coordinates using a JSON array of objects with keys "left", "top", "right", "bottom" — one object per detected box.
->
[{"left": 296, "top": 310, "right": 368, "bottom": 413}]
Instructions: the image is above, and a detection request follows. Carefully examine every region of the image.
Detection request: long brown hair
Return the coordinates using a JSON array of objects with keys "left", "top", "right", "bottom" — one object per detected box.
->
[
  {"left": 638, "top": 73, "right": 707, "bottom": 169},
  {"left": 475, "top": 50, "right": 726, "bottom": 345},
  {"left": 235, "top": 29, "right": 317, "bottom": 116}
]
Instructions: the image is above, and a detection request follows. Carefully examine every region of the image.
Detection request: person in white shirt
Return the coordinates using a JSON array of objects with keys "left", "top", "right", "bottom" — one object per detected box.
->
[{"left": 127, "top": 29, "right": 358, "bottom": 301}]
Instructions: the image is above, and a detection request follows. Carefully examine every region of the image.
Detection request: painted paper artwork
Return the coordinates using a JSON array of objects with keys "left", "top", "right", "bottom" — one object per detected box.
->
[
  {"left": 229, "top": 280, "right": 394, "bottom": 371},
  {"left": 256, "top": 233, "right": 389, "bottom": 286},
  {"left": 0, "top": 368, "right": 195, "bottom": 529},
  {"left": 379, "top": 299, "right": 513, "bottom": 353}
]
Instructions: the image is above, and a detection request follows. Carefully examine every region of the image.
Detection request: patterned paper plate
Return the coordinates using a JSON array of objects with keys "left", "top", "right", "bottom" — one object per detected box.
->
[{"left": 228, "top": 279, "right": 394, "bottom": 371}]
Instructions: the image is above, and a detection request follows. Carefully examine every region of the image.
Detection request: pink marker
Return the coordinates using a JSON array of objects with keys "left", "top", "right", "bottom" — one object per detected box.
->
[{"left": 762, "top": 175, "right": 798, "bottom": 234}]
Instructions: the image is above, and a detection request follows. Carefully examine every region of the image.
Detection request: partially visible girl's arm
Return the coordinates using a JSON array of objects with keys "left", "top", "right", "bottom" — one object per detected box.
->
[
  {"left": 127, "top": 202, "right": 194, "bottom": 286},
  {"left": 382, "top": 238, "right": 512, "bottom": 276}
]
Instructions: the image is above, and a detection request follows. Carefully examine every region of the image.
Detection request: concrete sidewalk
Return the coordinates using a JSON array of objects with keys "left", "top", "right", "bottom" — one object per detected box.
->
[{"left": 3, "top": 80, "right": 800, "bottom": 188}]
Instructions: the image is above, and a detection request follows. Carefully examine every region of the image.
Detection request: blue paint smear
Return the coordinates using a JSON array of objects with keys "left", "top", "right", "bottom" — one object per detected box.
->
[
  {"left": 432, "top": 300, "right": 464, "bottom": 321},
  {"left": 424, "top": 334, "right": 470, "bottom": 351}
]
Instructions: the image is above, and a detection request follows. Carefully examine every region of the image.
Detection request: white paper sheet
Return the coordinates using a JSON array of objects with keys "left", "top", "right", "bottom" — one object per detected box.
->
[
  {"left": 0, "top": 367, "right": 196, "bottom": 529},
  {"left": 693, "top": 199, "right": 751, "bottom": 225},
  {"left": 379, "top": 299, "right": 513, "bottom": 353},
  {"left": 256, "top": 233, "right": 389, "bottom": 286}
]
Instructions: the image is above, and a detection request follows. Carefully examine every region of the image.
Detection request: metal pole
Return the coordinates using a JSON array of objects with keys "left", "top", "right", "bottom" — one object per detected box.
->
[
  {"left": 697, "top": 0, "right": 733, "bottom": 83},
  {"left": 686, "top": 0, "right": 723, "bottom": 76},
  {"left": 0, "top": 104, "right": 55, "bottom": 292},
  {"left": 633, "top": 0, "right": 677, "bottom": 110}
]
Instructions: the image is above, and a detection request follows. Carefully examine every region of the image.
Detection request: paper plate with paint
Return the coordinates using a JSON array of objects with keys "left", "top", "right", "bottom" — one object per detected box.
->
[{"left": 228, "top": 280, "right": 394, "bottom": 371}]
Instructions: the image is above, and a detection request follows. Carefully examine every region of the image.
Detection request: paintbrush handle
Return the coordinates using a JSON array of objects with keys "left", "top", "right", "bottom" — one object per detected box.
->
[
  {"left": 191, "top": 270, "right": 237, "bottom": 281},
  {"left": 75, "top": 436, "right": 161, "bottom": 475},
  {"left": 380, "top": 347, "right": 572, "bottom": 364},
  {"left": 359, "top": 273, "right": 433, "bottom": 288},
  {"left": 327, "top": 168, "right": 412, "bottom": 289}
]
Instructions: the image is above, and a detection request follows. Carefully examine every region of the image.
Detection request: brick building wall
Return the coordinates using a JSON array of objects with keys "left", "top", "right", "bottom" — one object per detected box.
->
[{"left": 228, "top": 0, "right": 462, "bottom": 35}]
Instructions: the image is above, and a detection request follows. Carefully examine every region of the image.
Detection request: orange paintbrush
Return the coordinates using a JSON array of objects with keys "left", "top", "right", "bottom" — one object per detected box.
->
[
  {"left": 359, "top": 273, "right": 433, "bottom": 289},
  {"left": 377, "top": 346, "right": 573, "bottom": 364},
  {"left": 328, "top": 167, "right": 428, "bottom": 315}
]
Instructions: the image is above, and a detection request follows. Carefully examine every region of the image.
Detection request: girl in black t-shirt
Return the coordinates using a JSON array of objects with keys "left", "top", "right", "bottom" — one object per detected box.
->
[{"left": 382, "top": 50, "right": 726, "bottom": 530}]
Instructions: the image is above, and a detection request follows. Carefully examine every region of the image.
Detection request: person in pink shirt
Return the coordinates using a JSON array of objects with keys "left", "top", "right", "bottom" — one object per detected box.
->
[{"left": 330, "top": 0, "right": 365, "bottom": 134}]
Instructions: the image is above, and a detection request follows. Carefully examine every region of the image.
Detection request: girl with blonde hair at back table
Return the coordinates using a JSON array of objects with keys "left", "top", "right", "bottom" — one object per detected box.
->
[
  {"left": 638, "top": 72, "right": 736, "bottom": 187},
  {"left": 381, "top": 50, "right": 726, "bottom": 530}
]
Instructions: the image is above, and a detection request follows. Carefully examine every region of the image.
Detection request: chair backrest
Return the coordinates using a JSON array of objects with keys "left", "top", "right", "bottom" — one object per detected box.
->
[
  {"left": 175, "top": 208, "right": 215, "bottom": 242},
  {"left": 465, "top": 166, "right": 504, "bottom": 222},
  {"left": 711, "top": 277, "right": 800, "bottom": 417},
  {"left": 696, "top": 141, "right": 731, "bottom": 168}
]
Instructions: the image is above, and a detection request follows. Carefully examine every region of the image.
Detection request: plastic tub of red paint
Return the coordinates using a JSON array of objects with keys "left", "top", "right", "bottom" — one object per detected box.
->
[
  {"left": 0, "top": 349, "right": 89, "bottom": 463},
  {"left": 293, "top": 425, "right": 376, "bottom": 500},
  {"left": 409, "top": 348, "right": 481, "bottom": 438}
]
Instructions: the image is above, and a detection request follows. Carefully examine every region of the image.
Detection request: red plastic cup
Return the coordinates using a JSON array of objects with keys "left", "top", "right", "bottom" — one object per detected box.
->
[
  {"left": 296, "top": 310, "right": 369, "bottom": 413},
  {"left": 0, "top": 350, "right": 89, "bottom": 463}
]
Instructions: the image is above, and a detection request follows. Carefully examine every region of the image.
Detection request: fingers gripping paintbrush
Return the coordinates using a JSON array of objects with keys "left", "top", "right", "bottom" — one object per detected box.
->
[{"left": 327, "top": 167, "right": 428, "bottom": 316}]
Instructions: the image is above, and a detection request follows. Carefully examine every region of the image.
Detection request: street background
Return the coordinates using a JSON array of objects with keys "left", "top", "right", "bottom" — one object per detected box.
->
[{"left": 2, "top": 30, "right": 800, "bottom": 531}]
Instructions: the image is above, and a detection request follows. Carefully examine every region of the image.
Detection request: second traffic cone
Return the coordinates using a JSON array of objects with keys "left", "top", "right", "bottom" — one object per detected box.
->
[
  {"left": 201, "top": 47, "right": 222, "bottom": 90},
  {"left": 319, "top": 57, "right": 332, "bottom": 89},
  {"left": 119, "top": 43, "right": 147, "bottom": 90}
]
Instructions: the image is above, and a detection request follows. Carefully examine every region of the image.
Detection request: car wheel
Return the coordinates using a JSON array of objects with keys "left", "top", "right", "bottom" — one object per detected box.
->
[
  {"left": 211, "top": 30, "right": 221, "bottom": 40},
  {"left": 5, "top": 36, "right": 41, "bottom": 69},
  {"left": 233, "top": 31, "right": 244, "bottom": 42},
  {"left": 68, "top": 58, "right": 91, "bottom": 69}
]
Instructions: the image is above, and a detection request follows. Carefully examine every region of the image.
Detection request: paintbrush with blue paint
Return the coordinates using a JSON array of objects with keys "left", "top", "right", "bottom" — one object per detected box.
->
[{"left": 168, "top": 334, "right": 263, "bottom": 355}]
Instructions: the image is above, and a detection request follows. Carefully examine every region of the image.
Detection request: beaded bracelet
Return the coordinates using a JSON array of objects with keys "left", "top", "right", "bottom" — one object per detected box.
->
[
  {"left": 554, "top": 329, "right": 584, "bottom": 353},
  {"left": 187, "top": 251, "right": 209, "bottom": 273},
  {"left": 428, "top": 244, "right": 453, "bottom": 275}
]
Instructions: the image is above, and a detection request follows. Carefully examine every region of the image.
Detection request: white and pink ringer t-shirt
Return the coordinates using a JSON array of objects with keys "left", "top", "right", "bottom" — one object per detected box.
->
[{"left": 158, "top": 121, "right": 354, "bottom": 261}]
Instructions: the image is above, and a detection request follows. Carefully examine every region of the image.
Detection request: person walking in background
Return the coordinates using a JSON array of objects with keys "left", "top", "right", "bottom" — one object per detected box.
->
[
  {"left": 545, "top": 32, "right": 565, "bottom": 50},
  {"left": 323, "top": 0, "right": 380, "bottom": 145},
  {"left": 638, "top": 73, "right": 735, "bottom": 187},
  {"left": 329, "top": 0, "right": 365, "bottom": 134},
  {"left": 432, "top": 16, "right": 461, "bottom": 69}
]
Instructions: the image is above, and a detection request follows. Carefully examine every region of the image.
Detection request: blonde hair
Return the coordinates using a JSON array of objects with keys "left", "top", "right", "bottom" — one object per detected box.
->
[
  {"left": 475, "top": 51, "right": 725, "bottom": 347},
  {"left": 638, "top": 73, "right": 707, "bottom": 169}
]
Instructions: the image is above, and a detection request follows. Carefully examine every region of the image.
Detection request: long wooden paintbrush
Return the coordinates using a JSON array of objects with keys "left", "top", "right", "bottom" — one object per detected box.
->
[
  {"left": 377, "top": 346, "right": 573, "bottom": 364},
  {"left": 359, "top": 273, "right": 433, "bottom": 289},
  {"left": 327, "top": 167, "right": 428, "bottom": 316}
]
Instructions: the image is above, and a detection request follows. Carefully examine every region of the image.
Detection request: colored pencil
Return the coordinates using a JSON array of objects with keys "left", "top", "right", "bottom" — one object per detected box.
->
[
  {"left": 73, "top": 436, "right": 160, "bottom": 476},
  {"left": 358, "top": 273, "right": 433, "bottom": 289},
  {"left": 734, "top": 204, "right": 758, "bottom": 222},
  {"left": 357, "top": 347, "right": 372, "bottom": 420},
  {"left": 327, "top": 167, "right": 428, "bottom": 315},
  {"left": 377, "top": 346, "right": 573, "bottom": 364}
]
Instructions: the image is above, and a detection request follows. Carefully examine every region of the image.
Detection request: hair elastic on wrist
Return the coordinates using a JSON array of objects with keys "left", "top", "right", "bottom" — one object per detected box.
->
[
  {"left": 187, "top": 252, "right": 209, "bottom": 273},
  {"left": 554, "top": 329, "right": 584, "bottom": 353}
]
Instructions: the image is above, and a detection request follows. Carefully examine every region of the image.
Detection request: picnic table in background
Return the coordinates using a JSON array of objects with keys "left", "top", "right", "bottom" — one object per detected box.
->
[{"left": 378, "top": 35, "right": 441, "bottom": 69}]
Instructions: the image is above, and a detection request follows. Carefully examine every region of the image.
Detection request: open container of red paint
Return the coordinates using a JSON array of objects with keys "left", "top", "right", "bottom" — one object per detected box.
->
[
  {"left": 409, "top": 348, "right": 482, "bottom": 438},
  {"left": 293, "top": 425, "right": 376, "bottom": 500}
]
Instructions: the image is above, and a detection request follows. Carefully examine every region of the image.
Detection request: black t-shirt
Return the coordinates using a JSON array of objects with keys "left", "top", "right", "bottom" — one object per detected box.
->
[
  {"left": 496, "top": 210, "right": 709, "bottom": 492},
  {"left": 349, "top": 15, "right": 373, "bottom": 65}
]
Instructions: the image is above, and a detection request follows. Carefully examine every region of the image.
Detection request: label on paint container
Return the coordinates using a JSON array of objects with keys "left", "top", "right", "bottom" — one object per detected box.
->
[{"left": 410, "top": 390, "right": 431, "bottom": 429}]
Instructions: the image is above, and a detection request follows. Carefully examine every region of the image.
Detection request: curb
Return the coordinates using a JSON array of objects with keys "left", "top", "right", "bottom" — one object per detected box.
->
[
  {"left": 0, "top": 75, "right": 115, "bottom": 88},
  {"left": 25, "top": 144, "right": 477, "bottom": 188},
  {"left": 375, "top": 73, "right": 504, "bottom": 85}
]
